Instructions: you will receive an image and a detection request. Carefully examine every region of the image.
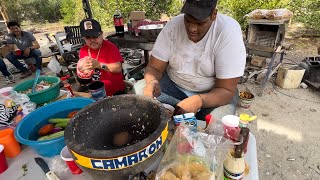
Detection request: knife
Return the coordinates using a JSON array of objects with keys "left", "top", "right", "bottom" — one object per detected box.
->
[{"left": 34, "top": 157, "right": 60, "bottom": 180}]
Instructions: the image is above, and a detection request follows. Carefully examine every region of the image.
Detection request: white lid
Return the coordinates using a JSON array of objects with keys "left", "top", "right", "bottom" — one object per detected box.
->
[{"left": 222, "top": 115, "right": 240, "bottom": 127}]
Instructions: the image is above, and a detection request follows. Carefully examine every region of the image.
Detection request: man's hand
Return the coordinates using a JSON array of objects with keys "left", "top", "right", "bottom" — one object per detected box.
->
[
  {"left": 23, "top": 47, "right": 31, "bottom": 57},
  {"left": 90, "top": 59, "right": 101, "bottom": 69},
  {"left": 175, "top": 95, "right": 203, "bottom": 115},
  {"left": 143, "top": 80, "right": 161, "bottom": 98},
  {"left": 80, "top": 57, "right": 100, "bottom": 71}
]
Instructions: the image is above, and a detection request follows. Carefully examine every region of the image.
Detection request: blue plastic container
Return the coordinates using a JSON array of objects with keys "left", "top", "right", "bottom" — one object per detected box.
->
[{"left": 14, "top": 98, "right": 95, "bottom": 157}]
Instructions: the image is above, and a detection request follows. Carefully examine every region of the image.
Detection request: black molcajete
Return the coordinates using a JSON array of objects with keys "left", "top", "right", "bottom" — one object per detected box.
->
[{"left": 64, "top": 95, "right": 169, "bottom": 179}]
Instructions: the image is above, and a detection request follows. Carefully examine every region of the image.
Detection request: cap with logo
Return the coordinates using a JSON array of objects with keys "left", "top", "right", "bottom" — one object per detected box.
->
[
  {"left": 80, "top": 19, "right": 102, "bottom": 38},
  {"left": 181, "top": 0, "right": 218, "bottom": 21}
]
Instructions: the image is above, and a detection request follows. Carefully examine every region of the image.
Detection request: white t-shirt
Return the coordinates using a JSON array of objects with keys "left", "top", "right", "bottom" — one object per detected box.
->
[{"left": 152, "top": 13, "right": 246, "bottom": 92}]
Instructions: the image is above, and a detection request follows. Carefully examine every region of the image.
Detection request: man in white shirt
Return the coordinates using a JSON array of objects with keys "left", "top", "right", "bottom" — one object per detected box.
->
[{"left": 143, "top": 0, "right": 246, "bottom": 120}]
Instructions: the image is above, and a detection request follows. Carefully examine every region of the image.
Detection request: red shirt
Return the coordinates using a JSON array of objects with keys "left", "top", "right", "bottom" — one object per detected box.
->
[{"left": 79, "top": 40, "right": 125, "bottom": 96}]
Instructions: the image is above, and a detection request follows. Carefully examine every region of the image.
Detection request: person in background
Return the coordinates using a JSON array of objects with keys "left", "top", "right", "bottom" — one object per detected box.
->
[
  {"left": 77, "top": 19, "right": 125, "bottom": 96},
  {"left": 0, "top": 58, "right": 15, "bottom": 83},
  {"left": 142, "top": 0, "right": 246, "bottom": 120},
  {"left": 5, "top": 21, "right": 42, "bottom": 78}
]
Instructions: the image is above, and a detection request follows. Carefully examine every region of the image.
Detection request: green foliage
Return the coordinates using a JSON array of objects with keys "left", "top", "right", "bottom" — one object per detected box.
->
[
  {"left": 2, "top": 0, "right": 320, "bottom": 32},
  {"left": 60, "top": 0, "right": 84, "bottom": 25},
  {"left": 2, "top": 0, "right": 62, "bottom": 23},
  {"left": 218, "top": 0, "right": 289, "bottom": 29},
  {"left": 218, "top": 0, "right": 320, "bottom": 31},
  {"left": 288, "top": 0, "right": 320, "bottom": 31},
  {"left": 58, "top": 0, "right": 183, "bottom": 29}
]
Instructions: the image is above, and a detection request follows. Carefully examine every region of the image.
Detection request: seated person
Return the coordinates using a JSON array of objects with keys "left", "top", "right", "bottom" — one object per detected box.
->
[
  {"left": 5, "top": 21, "right": 42, "bottom": 78},
  {"left": 77, "top": 18, "right": 125, "bottom": 96},
  {"left": 0, "top": 58, "right": 15, "bottom": 83},
  {"left": 142, "top": 0, "right": 246, "bottom": 120}
]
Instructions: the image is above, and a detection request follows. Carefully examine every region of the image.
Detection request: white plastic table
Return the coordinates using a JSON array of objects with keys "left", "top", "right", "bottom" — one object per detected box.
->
[{"left": 0, "top": 134, "right": 258, "bottom": 180}]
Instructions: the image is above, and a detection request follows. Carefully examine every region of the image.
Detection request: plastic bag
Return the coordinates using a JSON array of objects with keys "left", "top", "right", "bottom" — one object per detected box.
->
[
  {"left": 246, "top": 9, "right": 293, "bottom": 20},
  {"left": 0, "top": 94, "right": 19, "bottom": 127},
  {"left": 245, "top": 9, "right": 268, "bottom": 20},
  {"left": 155, "top": 121, "right": 233, "bottom": 180},
  {"left": 266, "top": 9, "right": 293, "bottom": 20},
  {"left": 48, "top": 56, "right": 62, "bottom": 73},
  {"left": 0, "top": 91, "right": 36, "bottom": 128}
]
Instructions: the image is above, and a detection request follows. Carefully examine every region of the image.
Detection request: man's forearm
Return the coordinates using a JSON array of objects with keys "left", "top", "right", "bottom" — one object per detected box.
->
[
  {"left": 31, "top": 41, "right": 40, "bottom": 49},
  {"left": 144, "top": 66, "right": 163, "bottom": 84},
  {"left": 199, "top": 88, "right": 235, "bottom": 108},
  {"left": 99, "top": 62, "right": 122, "bottom": 73}
]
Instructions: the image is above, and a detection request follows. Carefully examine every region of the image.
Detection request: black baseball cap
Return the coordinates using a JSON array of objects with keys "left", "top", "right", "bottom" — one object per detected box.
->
[
  {"left": 181, "top": 0, "right": 218, "bottom": 21},
  {"left": 80, "top": 19, "right": 102, "bottom": 38}
]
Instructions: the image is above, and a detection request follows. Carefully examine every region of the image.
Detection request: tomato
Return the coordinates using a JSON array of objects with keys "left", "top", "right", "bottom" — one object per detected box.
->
[
  {"left": 177, "top": 142, "right": 193, "bottom": 154},
  {"left": 67, "top": 111, "right": 78, "bottom": 118},
  {"left": 38, "top": 124, "right": 55, "bottom": 136}
]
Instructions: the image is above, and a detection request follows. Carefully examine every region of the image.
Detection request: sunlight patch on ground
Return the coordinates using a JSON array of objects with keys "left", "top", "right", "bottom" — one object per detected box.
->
[{"left": 257, "top": 118, "right": 303, "bottom": 142}]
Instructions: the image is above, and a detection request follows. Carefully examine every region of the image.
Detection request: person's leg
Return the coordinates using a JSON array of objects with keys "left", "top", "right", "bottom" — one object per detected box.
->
[
  {"left": 133, "top": 72, "right": 188, "bottom": 107},
  {"left": 196, "top": 91, "right": 239, "bottom": 120},
  {"left": 28, "top": 49, "right": 42, "bottom": 70},
  {"left": 0, "top": 58, "right": 10, "bottom": 77},
  {"left": 159, "top": 72, "right": 188, "bottom": 100},
  {"left": 5, "top": 52, "right": 29, "bottom": 73},
  {"left": 157, "top": 72, "right": 188, "bottom": 107}
]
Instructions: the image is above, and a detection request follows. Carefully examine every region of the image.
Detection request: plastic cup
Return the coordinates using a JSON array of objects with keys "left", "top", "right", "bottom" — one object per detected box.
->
[
  {"left": 222, "top": 115, "right": 241, "bottom": 142},
  {"left": 0, "top": 128, "right": 21, "bottom": 158},
  {"left": 0, "top": 87, "right": 13, "bottom": 96},
  {"left": 0, "top": 144, "right": 8, "bottom": 174},
  {"left": 15, "top": 49, "right": 22, "bottom": 56},
  {"left": 60, "top": 146, "right": 83, "bottom": 175}
]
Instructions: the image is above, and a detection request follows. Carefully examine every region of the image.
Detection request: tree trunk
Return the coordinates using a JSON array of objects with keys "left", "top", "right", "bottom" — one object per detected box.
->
[
  {"left": 0, "top": 4, "right": 10, "bottom": 33},
  {"left": 0, "top": 5, "right": 9, "bottom": 22}
]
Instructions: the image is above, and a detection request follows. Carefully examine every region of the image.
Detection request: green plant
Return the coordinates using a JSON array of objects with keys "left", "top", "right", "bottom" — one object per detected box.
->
[{"left": 218, "top": 0, "right": 289, "bottom": 29}]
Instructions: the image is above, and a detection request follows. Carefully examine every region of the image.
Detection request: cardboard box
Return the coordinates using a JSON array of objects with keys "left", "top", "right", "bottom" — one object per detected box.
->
[{"left": 129, "top": 11, "right": 146, "bottom": 27}]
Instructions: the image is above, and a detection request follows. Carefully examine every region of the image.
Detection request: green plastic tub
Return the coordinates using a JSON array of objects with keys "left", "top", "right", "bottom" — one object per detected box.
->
[{"left": 13, "top": 76, "right": 61, "bottom": 104}]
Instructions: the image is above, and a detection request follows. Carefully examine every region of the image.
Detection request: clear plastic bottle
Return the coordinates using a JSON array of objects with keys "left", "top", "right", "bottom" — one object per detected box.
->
[
  {"left": 114, "top": 10, "right": 125, "bottom": 37},
  {"left": 60, "top": 75, "right": 75, "bottom": 97}
]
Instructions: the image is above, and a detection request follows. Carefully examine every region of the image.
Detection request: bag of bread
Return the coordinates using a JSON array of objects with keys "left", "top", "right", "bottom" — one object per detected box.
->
[
  {"left": 156, "top": 122, "right": 232, "bottom": 180},
  {"left": 245, "top": 9, "right": 268, "bottom": 20},
  {"left": 266, "top": 9, "right": 293, "bottom": 20}
]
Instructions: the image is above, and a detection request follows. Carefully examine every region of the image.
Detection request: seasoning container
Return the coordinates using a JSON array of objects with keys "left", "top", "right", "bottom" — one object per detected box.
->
[
  {"left": 61, "top": 75, "right": 75, "bottom": 97},
  {"left": 239, "top": 114, "right": 257, "bottom": 128},
  {"left": 224, "top": 126, "right": 250, "bottom": 179},
  {"left": 223, "top": 150, "right": 246, "bottom": 180},
  {"left": 239, "top": 114, "right": 256, "bottom": 154}
]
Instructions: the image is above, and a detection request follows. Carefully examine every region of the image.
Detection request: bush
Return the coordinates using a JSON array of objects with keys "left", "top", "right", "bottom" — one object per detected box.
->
[
  {"left": 60, "top": 0, "right": 183, "bottom": 29},
  {"left": 218, "top": 0, "right": 289, "bottom": 29},
  {"left": 4, "top": 0, "right": 62, "bottom": 23}
]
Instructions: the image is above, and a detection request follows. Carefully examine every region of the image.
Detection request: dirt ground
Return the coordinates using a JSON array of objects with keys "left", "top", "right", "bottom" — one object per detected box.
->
[
  {"left": 0, "top": 23, "right": 320, "bottom": 180},
  {"left": 240, "top": 23, "right": 320, "bottom": 180}
]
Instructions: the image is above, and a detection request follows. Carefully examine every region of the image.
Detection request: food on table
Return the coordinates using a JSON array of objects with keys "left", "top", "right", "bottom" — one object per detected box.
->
[
  {"left": 177, "top": 142, "right": 193, "bottom": 154},
  {"left": 38, "top": 124, "right": 55, "bottom": 136},
  {"left": 67, "top": 111, "right": 78, "bottom": 118},
  {"left": 35, "top": 113, "right": 74, "bottom": 141},
  {"left": 239, "top": 91, "right": 254, "bottom": 99},
  {"left": 50, "top": 127, "right": 63, "bottom": 134},
  {"left": 37, "top": 131, "right": 64, "bottom": 141},
  {"left": 55, "top": 122, "right": 68, "bottom": 128},
  {"left": 160, "top": 162, "right": 215, "bottom": 180},
  {"left": 19, "top": 80, "right": 55, "bottom": 94},
  {"left": 48, "top": 118, "right": 70, "bottom": 124},
  {"left": 113, "top": 131, "right": 131, "bottom": 146}
]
